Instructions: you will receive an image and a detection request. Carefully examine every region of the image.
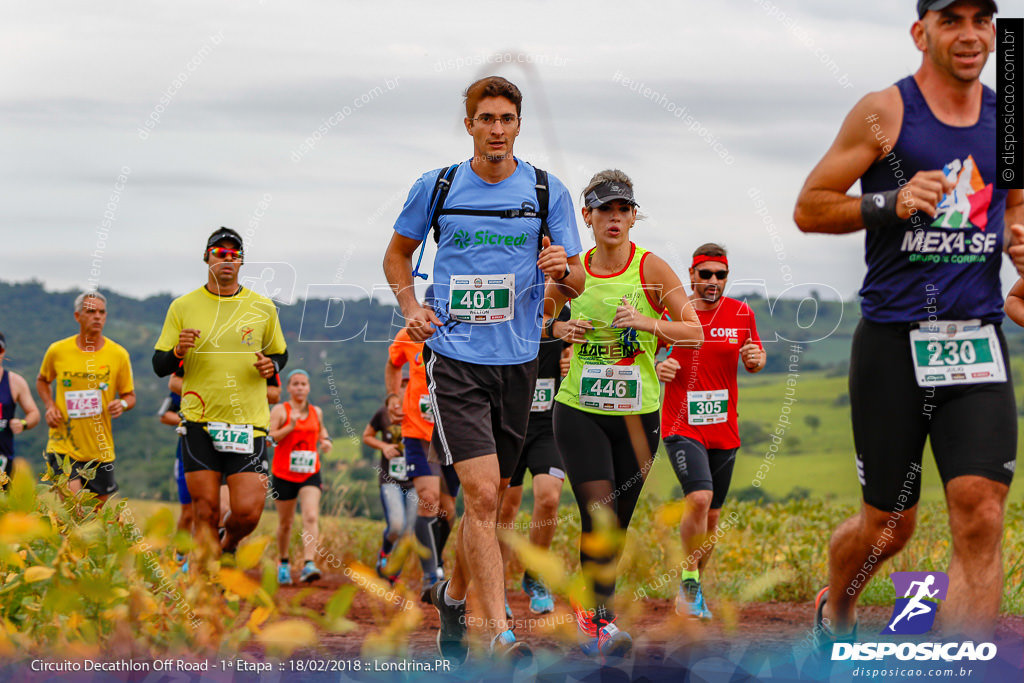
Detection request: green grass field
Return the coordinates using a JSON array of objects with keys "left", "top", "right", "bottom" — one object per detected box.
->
[{"left": 642, "top": 367, "right": 1024, "bottom": 505}]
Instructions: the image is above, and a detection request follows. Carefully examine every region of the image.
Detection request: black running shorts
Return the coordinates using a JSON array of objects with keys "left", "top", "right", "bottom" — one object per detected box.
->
[
  {"left": 509, "top": 420, "right": 566, "bottom": 488},
  {"left": 423, "top": 346, "right": 537, "bottom": 479},
  {"left": 552, "top": 404, "right": 661, "bottom": 485},
  {"left": 663, "top": 435, "right": 737, "bottom": 509},
  {"left": 849, "top": 319, "right": 1016, "bottom": 512},
  {"left": 271, "top": 470, "right": 322, "bottom": 501},
  {"left": 45, "top": 452, "right": 119, "bottom": 496},
  {"left": 181, "top": 422, "right": 267, "bottom": 475}
]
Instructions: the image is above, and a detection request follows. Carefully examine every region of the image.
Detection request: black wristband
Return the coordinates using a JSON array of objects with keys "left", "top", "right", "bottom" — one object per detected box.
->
[
  {"left": 860, "top": 189, "right": 901, "bottom": 230},
  {"left": 555, "top": 264, "right": 571, "bottom": 281},
  {"left": 544, "top": 317, "right": 556, "bottom": 339}
]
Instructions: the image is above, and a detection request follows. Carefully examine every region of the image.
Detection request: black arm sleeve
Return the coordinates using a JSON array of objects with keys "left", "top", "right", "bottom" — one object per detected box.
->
[
  {"left": 153, "top": 349, "right": 180, "bottom": 377},
  {"left": 267, "top": 350, "right": 288, "bottom": 374}
]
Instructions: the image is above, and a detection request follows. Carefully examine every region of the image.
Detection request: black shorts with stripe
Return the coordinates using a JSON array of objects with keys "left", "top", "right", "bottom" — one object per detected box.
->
[
  {"left": 423, "top": 346, "right": 537, "bottom": 479},
  {"left": 181, "top": 422, "right": 267, "bottom": 475},
  {"left": 849, "top": 318, "right": 1016, "bottom": 511}
]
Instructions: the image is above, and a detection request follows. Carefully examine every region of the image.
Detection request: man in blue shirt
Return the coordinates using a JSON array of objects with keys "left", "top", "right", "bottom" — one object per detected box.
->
[{"left": 383, "top": 76, "right": 584, "bottom": 664}]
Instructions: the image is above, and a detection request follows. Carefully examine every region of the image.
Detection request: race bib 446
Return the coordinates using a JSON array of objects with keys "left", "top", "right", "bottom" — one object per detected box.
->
[{"left": 579, "top": 365, "right": 642, "bottom": 412}]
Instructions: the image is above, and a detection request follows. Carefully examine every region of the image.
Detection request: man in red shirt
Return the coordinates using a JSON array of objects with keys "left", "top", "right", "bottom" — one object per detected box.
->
[{"left": 658, "top": 243, "right": 766, "bottom": 619}]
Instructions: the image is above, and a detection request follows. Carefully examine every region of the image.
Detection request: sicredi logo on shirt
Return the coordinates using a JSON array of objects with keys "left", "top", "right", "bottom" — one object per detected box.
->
[{"left": 452, "top": 229, "right": 530, "bottom": 249}]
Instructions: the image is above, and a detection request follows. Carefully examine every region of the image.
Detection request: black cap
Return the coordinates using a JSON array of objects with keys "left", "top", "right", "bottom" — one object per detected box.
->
[
  {"left": 917, "top": 0, "right": 997, "bottom": 18},
  {"left": 583, "top": 181, "right": 637, "bottom": 209},
  {"left": 0, "top": 332, "right": 5, "bottom": 352},
  {"left": 206, "top": 227, "right": 243, "bottom": 250}
]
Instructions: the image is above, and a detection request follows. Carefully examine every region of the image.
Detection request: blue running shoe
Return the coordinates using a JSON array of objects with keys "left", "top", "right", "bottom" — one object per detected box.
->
[
  {"left": 505, "top": 598, "right": 513, "bottom": 621},
  {"left": 522, "top": 574, "right": 554, "bottom": 614},
  {"left": 491, "top": 629, "right": 532, "bottom": 667},
  {"left": 675, "top": 579, "right": 712, "bottom": 620},
  {"left": 277, "top": 563, "right": 292, "bottom": 586},
  {"left": 299, "top": 561, "right": 321, "bottom": 583}
]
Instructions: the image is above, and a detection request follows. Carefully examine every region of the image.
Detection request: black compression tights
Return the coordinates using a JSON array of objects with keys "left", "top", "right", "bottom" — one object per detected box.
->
[{"left": 553, "top": 404, "right": 661, "bottom": 626}]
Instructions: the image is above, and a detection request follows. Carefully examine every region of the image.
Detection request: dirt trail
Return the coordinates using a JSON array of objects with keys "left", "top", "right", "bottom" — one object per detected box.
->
[{"left": 263, "top": 571, "right": 1024, "bottom": 666}]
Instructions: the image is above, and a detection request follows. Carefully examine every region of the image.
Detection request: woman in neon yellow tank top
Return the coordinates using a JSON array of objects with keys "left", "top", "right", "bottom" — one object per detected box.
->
[{"left": 544, "top": 169, "right": 703, "bottom": 658}]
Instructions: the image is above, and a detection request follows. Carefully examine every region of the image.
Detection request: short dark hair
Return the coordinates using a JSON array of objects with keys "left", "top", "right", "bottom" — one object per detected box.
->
[
  {"left": 692, "top": 243, "right": 727, "bottom": 259},
  {"left": 464, "top": 76, "right": 522, "bottom": 118}
]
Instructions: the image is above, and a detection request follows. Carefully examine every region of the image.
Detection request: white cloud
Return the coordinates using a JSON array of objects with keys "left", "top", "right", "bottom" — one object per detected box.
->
[{"left": 0, "top": 0, "right": 1008, "bottom": 303}]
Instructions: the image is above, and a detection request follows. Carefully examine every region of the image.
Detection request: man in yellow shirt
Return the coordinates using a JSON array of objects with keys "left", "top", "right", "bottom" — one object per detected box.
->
[
  {"left": 153, "top": 227, "right": 288, "bottom": 560},
  {"left": 37, "top": 292, "right": 136, "bottom": 502}
]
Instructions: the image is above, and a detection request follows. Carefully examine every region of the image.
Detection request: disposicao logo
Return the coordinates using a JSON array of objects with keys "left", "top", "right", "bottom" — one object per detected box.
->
[
  {"left": 882, "top": 571, "right": 948, "bottom": 635},
  {"left": 830, "top": 571, "right": 997, "bottom": 663}
]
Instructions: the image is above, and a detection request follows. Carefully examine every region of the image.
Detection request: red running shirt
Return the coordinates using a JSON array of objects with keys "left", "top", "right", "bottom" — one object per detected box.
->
[
  {"left": 661, "top": 297, "right": 762, "bottom": 449},
  {"left": 271, "top": 402, "right": 322, "bottom": 482}
]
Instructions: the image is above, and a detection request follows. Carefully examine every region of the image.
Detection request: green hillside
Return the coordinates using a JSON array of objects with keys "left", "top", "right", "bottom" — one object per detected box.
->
[{"left": 3, "top": 279, "right": 1024, "bottom": 509}]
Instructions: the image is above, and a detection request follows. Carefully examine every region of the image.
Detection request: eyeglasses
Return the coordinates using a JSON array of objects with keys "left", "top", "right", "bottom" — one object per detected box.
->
[
  {"left": 472, "top": 114, "right": 519, "bottom": 127},
  {"left": 208, "top": 247, "right": 242, "bottom": 259},
  {"left": 697, "top": 269, "right": 728, "bottom": 280}
]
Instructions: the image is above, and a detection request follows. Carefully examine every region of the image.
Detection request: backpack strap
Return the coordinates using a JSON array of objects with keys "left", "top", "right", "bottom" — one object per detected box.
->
[
  {"left": 534, "top": 166, "right": 550, "bottom": 249},
  {"left": 410, "top": 162, "right": 552, "bottom": 279},
  {"left": 411, "top": 163, "right": 459, "bottom": 280},
  {"left": 429, "top": 164, "right": 461, "bottom": 244}
]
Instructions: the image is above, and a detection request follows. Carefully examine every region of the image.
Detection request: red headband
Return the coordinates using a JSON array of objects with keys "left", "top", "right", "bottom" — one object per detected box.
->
[{"left": 692, "top": 254, "right": 728, "bottom": 268}]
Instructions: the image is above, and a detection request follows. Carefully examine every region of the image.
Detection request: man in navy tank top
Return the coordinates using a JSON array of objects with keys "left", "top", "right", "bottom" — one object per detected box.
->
[{"left": 795, "top": 0, "right": 1022, "bottom": 644}]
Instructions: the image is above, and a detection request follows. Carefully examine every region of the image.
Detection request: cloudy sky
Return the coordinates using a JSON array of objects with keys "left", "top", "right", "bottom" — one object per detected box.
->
[{"left": 1, "top": 0, "right": 1014, "bottom": 308}]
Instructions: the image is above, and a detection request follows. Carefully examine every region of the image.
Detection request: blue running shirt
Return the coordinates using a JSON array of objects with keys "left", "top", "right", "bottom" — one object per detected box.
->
[{"left": 394, "top": 159, "right": 582, "bottom": 365}]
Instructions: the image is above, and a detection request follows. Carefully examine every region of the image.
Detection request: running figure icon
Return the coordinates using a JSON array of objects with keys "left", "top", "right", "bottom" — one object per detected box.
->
[
  {"left": 882, "top": 571, "right": 949, "bottom": 635},
  {"left": 888, "top": 575, "right": 939, "bottom": 631}
]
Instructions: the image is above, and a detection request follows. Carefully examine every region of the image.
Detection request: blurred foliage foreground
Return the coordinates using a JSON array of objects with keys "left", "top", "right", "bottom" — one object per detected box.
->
[{"left": 0, "top": 459, "right": 1021, "bottom": 663}]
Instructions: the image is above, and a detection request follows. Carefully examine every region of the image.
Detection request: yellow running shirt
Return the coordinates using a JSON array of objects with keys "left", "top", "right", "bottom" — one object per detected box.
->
[
  {"left": 39, "top": 336, "right": 134, "bottom": 463},
  {"left": 155, "top": 286, "right": 287, "bottom": 429}
]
